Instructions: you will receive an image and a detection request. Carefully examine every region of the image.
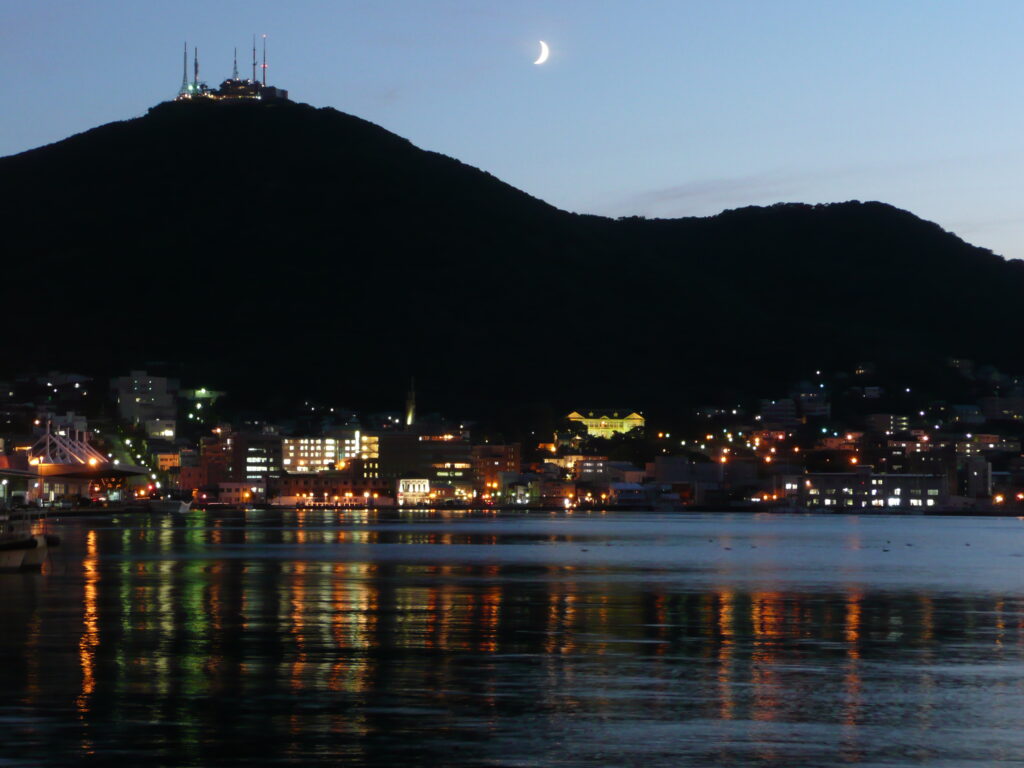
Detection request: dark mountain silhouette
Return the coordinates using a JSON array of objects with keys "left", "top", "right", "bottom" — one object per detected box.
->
[{"left": 1, "top": 99, "right": 1020, "bottom": 425}]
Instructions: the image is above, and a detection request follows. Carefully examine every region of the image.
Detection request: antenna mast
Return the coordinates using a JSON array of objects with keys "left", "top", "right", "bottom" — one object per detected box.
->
[
  {"left": 232, "top": 46, "right": 239, "bottom": 79},
  {"left": 179, "top": 42, "right": 188, "bottom": 95},
  {"left": 261, "top": 34, "right": 267, "bottom": 86},
  {"left": 251, "top": 35, "right": 257, "bottom": 82},
  {"left": 193, "top": 47, "right": 199, "bottom": 91}
]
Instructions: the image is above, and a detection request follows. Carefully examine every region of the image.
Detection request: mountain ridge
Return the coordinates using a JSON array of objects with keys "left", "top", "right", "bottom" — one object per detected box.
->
[{"left": 0, "top": 99, "right": 1018, "bottom": 423}]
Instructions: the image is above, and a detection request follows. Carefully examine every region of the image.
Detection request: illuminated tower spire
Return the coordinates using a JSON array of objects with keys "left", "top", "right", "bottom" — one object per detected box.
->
[
  {"left": 178, "top": 42, "right": 189, "bottom": 96},
  {"left": 405, "top": 378, "right": 416, "bottom": 427},
  {"left": 232, "top": 47, "right": 239, "bottom": 79},
  {"left": 261, "top": 34, "right": 267, "bottom": 86}
]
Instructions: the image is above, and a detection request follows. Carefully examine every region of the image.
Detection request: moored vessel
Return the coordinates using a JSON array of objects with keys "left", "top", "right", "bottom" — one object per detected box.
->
[{"left": 0, "top": 511, "right": 55, "bottom": 571}]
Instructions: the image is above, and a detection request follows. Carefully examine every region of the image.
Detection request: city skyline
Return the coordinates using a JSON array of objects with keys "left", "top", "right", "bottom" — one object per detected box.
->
[{"left": 4, "top": 1, "right": 1024, "bottom": 258}]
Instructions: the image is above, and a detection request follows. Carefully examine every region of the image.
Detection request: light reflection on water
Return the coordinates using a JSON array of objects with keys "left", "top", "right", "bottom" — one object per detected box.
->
[{"left": 1, "top": 510, "right": 1024, "bottom": 766}]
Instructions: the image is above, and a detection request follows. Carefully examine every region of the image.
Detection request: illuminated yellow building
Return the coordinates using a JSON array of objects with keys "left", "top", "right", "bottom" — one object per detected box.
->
[{"left": 567, "top": 409, "right": 645, "bottom": 438}]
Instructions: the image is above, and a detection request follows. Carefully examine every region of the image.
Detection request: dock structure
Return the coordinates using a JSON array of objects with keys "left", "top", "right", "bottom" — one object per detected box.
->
[{"left": 10, "top": 423, "right": 150, "bottom": 505}]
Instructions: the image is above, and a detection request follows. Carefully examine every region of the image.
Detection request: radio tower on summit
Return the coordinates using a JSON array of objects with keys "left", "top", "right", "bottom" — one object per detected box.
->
[
  {"left": 177, "top": 42, "right": 189, "bottom": 98},
  {"left": 173, "top": 35, "right": 289, "bottom": 102}
]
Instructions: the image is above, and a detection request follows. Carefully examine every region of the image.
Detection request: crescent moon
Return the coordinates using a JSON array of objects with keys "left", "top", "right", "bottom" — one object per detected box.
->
[{"left": 534, "top": 40, "right": 549, "bottom": 65}]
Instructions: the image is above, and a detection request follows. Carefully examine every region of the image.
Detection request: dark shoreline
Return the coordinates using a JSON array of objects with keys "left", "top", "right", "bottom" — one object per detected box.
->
[{"left": 37, "top": 504, "right": 1023, "bottom": 519}]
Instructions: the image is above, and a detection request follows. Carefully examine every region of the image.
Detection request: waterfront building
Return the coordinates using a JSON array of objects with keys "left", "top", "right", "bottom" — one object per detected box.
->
[
  {"left": 499, "top": 472, "right": 538, "bottom": 505},
  {"left": 199, "top": 435, "right": 230, "bottom": 485},
  {"left": 578, "top": 460, "right": 644, "bottom": 483},
  {"left": 271, "top": 469, "right": 391, "bottom": 506},
  {"left": 282, "top": 437, "right": 341, "bottom": 473},
  {"left": 191, "top": 429, "right": 283, "bottom": 487},
  {"left": 470, "top": 443, "right": 521, "bottom": 491},
  {"left": 397, "top": 478, "right": 431, "bottom": 506},
  {"left": 801, "top": 467, "right": 947, "bottom": 509},
  {"left": 217, "top": 481, "right": 264, "bottom": 505},
  {"left": 609, "top": 482, "right": 648, "bottom": 507},
  {"left": 377, "top": 432, "right": 473, "bottom": 491},
  {"left": 539, "top": 479, "right": 577, "bottom": 506},
  {"left": 228, "top": 431, "right": 283, "bottom": 482},
  {"left": 177, "top": 465, "right": 205, "bottom": 492},
  {"left": 282, "top": 432, "right": 379, "bottom": 477},
  {"left": 566, "top": 409, "right": 645, "bottom": 438}
]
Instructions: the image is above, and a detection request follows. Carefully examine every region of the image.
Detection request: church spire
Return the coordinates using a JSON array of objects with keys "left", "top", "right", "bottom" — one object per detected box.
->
[{"left": 405, "top": 377, "right": 416, "bottom": 427}]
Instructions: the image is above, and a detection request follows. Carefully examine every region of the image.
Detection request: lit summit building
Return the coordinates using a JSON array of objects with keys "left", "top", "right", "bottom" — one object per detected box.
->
[{"left": 175, "top": 36, "right": 288, "bottom": 103}]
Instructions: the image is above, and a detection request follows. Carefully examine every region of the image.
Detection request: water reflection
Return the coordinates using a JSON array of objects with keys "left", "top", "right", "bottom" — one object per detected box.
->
[
  {"left": 2, "top": 511, "right": 1024, "bottom": 766},
  {"left": 77, "top": 529, "right": 99, "bottom": 715}
]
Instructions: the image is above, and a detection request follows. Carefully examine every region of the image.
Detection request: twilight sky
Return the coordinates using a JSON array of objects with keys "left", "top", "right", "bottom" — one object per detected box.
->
[{"left": 4, "top": 0, "right": 1024, "bottom": 257}]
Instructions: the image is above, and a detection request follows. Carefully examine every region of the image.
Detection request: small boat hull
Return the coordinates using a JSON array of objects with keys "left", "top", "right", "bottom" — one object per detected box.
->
[
  {"left": 0, "top": 537, "right": 38, "bottom": 572},
  {"left": 19, "top": 535, "right": 49, "bottom": 570},
  {"left": 125, "top": 500, "right": 192, "bottom": 514}
]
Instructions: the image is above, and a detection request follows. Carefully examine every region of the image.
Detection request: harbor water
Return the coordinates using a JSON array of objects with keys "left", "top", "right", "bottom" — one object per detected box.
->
[{"left": 2, "top": 509, "right": 1024, "bottom": 766}]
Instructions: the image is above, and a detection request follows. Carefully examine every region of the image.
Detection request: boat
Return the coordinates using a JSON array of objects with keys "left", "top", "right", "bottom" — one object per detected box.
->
[
  {"left": 125, "top": 498, "right": 192, "bottom": 514},
  {"left": 147, "top": 499, "right": 192, "bottom": 514},
  {"left": 0, "top": 511, "right": 56, "bottom": 571}
]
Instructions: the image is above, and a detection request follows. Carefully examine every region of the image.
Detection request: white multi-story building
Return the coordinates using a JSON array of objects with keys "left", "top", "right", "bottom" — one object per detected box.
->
[
  {"left": 282, "top": 437, "right": 341, "bottom": 472},
  {"left": 282, "top": 431, "right": 380, "bottom": 477},
  {"left": 801, "top": 468, "right": 947, "bottom": 510}
]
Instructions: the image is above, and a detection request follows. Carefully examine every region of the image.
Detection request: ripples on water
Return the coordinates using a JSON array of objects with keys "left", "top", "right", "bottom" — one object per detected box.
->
[{"left": 2, "top": 510, "right": 1024, "bottom": 767}]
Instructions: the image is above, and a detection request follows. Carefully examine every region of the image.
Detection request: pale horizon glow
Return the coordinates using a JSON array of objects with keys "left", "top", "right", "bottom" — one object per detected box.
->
[{"left": 2, "top": 1, "right": 1024, "bottom": 258}]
